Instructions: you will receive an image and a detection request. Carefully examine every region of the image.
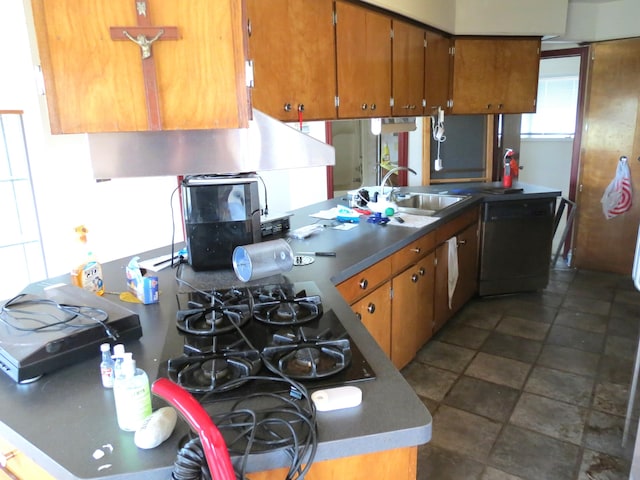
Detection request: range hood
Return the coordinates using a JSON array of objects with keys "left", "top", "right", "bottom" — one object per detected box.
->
[{"left": 87, "top": 109, "right": 335, "bottom": 179}]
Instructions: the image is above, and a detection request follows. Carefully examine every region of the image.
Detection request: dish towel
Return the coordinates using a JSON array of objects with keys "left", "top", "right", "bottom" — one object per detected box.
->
[{"left": 447, "top": 236, "right": 459, "bottom": 309}]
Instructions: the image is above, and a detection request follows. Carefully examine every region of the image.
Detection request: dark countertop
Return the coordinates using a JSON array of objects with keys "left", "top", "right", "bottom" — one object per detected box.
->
[{"left": 0, "top": 181, "right": 559, "bottom": 479}]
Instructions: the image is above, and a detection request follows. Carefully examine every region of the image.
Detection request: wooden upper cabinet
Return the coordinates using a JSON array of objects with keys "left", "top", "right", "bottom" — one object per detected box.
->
[
  {"left": 335, "top": 1, "right": 392, "bottom": 118},
  {"left": 247, "top": 0, "right": 337, "bottom": 122},
  {"left": 424, "top": 30, "right": 451, "bottom": 114},
  {"left": 31, "top": 0, "right": 250, "bottom": 133},
  {"left": 450, "top": 37, "right": 541, "bottom": 114},
  {"left": 391, "top": 20, "right": 425, "bottom": 117}
]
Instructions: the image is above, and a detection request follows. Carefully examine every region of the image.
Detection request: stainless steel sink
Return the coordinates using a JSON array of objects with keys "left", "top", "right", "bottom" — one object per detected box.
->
[{"left": 393, "top": 192, "right": 467, "bottom": 216}]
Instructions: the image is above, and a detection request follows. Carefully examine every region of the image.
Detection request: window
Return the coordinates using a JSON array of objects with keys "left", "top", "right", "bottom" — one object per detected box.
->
[
  {"left": 0, "top": 112, "right": 47, "bottom": 300},
  {"left": 521, "top": 76, "right": 579, "bottom": 138}
]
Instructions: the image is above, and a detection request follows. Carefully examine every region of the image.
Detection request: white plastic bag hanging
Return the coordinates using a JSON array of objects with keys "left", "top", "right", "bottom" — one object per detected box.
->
[{"left": 601, "top": 156, "right": 633, "bottom": 219}]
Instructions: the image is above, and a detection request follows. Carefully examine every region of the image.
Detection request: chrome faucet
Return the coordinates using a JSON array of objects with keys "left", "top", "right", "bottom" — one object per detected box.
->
[{"left": 380, "top": 166, "right": 417, "bottom": 198}]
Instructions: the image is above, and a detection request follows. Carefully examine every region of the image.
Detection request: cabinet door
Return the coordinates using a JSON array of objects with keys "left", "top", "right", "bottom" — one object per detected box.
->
[
  {"left": 450, "top": 37, "right": 540, "bottom": 114},
  {"left": 32, "top": 0, "right": 250, "bottom": 133},
  {"left": 392, "top": 20, "right": 425, "bottom": 116},
  {"left": 450, "top": 38, "right": 497, "bottom": 113},
  {"left": 424, "top": 30, "right": 451, "bottom": 113},
  {"left": 499, "top": 38, "right": 541, "bottom": 113},
  {"left": 351, "top": 283, "right": 392, "bottom": 358},
  {"left": 454, "top": 221, "right": 479, "bottom": 306},
  {"left": 391, "top": 252, "right": 435, "bottom": 369},
  {"left": 434, "top": 221, "right": 479, "bottom": 332},
  {"left": 247, "top": 0, "right": 337, "bottom": 122},
  {"left": 335, "top": 1, "right": 392, "bottom": 118},
  {"left": 414, "top": 253, "right": 436, "bottom": 349}
]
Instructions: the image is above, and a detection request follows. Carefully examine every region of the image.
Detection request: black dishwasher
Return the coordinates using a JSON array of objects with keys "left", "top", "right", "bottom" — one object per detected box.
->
[{"left": 479, "top": 198, "right": 556, "bottom": 296}]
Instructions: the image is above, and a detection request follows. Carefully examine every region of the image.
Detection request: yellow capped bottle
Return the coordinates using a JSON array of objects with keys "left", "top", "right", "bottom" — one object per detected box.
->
[{"left": 70, "top": 225, "right": 104, "bottom": 295}]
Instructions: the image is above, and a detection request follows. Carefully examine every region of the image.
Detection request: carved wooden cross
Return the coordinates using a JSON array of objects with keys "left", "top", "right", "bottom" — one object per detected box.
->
[{"left": 110, "top": 0, "right": 179, "bottom": 130}]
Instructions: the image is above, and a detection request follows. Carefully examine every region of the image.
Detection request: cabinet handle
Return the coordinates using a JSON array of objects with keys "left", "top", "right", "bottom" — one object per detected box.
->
[
  {"left": 371, "top": 103, "right": 377, "bottom": 111},
  {"left": 367, "top": 303, "right": 376, "bottom": 314},
  {"left": 402, "top": 104, "right": 410, "bottom": 109},
  {"left": 486, "top": 104, "right": 492, "bottom": 110},
  {"left": 356, "top": 312, "right": 362, "bottom": 321},
  {"left": 361, "top": 104, "right": 368, "bottom": 110},
  {"left": 457, "top": 239, "right": 467, "bottom": 246},
  {"left": 284, "top": 103, "right": 292, "bottom": 112},
  {"left": 498, "top": 103, "right": 504, "bottom": 110},
  {"left": 359, "top": 278, "right": 368, "bottom": 290},
  {"left": 419, "top": 267, "right": 425, "bottom": 276},
  {"left": 298, "top": 104, "right": 305, "bottom": 112},
  {"left": 247, "top": 19, "right": 252, "bottom": 37},
  {"left": 409, "top": 104, "right": 416, "bottom": 110},
  {"left": 410, "top": 247, "right": 421, "bottom": 254},
  {"left": 411, "top": 274, "right": 419, "bottom": 283}
]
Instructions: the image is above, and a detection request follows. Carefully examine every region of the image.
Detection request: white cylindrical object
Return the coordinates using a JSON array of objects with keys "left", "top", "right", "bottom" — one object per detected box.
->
[{"left": 232, "top": 238, "right": 294, "bottom": 282}]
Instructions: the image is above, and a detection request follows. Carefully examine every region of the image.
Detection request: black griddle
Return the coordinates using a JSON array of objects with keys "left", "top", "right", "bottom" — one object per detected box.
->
[{"left": 0, "top": 285, "right": 142, "bottom": 383}]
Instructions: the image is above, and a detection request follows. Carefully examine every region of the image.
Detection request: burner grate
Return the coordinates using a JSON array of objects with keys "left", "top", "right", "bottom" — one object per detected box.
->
[
  {"left": 176, "top": 304, "right": 251, "bottom": 336},
  {"left": 167, "top": 349, "right": 261, "bottom": 394},
  {"left": 162, "top": 281, "right": 375, "bottom": 401},
  {"left": 262, "top": 338, "right": 352, "bottom": 380}
]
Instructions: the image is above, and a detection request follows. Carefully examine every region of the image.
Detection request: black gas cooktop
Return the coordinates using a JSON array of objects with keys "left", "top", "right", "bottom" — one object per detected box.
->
[{"left": 157, "top": 281, "right": 375, "bottom": 402}]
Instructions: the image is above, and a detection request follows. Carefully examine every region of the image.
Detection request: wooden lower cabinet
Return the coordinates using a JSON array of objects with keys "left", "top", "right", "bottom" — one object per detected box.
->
[
  {"left": 337, "top": 207, "right": 479, "bottom": 367},
  {"left": 434, "top": 220, "right": 479, "bottom": 332},
  {"left": 0, "top": 438, "right": 55, "bottom": 480},
  {"left": 249, "top": 445, "right": 417, "bottom": 480},
  {"left": 391, "top": 252, "right": 435, "bottom": 369},
  {"left": 0, "top": 437, "right": 415, "bottom": 480},
  {"left": 351, "top": 283, "right": 392, "bottom": 357}
]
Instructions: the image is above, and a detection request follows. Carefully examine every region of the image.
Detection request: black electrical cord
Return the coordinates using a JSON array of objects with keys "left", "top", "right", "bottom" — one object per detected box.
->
[
  {"left": 168, "top": 284, "right": 318, "bottom": 480},
  {"left": 255, "top": 173, "right": 269, "bottom": 216},
  {"left": 172, "top": 436, "right": 212, "bottom": 480},
  {"left": 0, "top": 293, "right": 118, "bottom": 340},
  {"left": 169, "top": 184, "right": 186, "bottom": 270}
]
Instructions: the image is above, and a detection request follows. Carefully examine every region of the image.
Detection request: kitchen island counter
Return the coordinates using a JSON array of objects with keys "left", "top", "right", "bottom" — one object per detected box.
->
[{"left": 0, "top": 181, "right": 559, "bottom": 479}]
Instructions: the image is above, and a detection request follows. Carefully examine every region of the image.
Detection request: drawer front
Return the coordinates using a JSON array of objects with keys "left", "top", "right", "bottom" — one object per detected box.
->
[
  {"left": 390, "top": 231, "right": 436, "bottom": 275},
  {"left": 435, "top": 206, "right": 479, "bottom": 244},
  {"left": 336, "top": 257, "right": 392, "bottom": 304}
]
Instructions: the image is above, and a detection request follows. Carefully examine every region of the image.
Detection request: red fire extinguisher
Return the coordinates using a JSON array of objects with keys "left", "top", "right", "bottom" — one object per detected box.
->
[{"left": 503, "top": 148, "right": 514, "bottom": 188}]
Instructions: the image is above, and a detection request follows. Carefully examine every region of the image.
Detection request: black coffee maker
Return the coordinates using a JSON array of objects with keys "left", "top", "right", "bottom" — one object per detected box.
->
[{"left": 182, "top": 174, "right": 261, "bottom": 271}]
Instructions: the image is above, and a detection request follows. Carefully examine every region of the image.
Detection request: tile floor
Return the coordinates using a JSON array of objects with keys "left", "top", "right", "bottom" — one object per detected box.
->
[{"left": 402, "top": 263, "right": 640, "bottom": 479}]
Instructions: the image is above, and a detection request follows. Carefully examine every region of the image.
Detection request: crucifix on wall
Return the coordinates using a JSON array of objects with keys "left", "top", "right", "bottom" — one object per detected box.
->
[{"left": 109, "top": 0, "right": 179, "bottom": 130}]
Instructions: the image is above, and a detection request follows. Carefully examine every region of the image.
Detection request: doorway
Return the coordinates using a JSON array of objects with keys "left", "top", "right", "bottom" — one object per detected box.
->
[{"left": 503, "top": 47, "right": 588, "bottom": 263}]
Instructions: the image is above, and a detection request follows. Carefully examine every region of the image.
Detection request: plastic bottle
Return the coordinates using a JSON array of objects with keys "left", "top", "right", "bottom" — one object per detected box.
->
[
  {"left": 70, "top": 225, "right": 104, "bottom": 296},
  {"left": 113, "top": 352, "right": 152, "bottom": 431},
  {"left": 99, "top": 343, "right": 115, "bottom": 388},
  {"left": 112, "top": 344, "right": 126, "bottom": 380}
]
